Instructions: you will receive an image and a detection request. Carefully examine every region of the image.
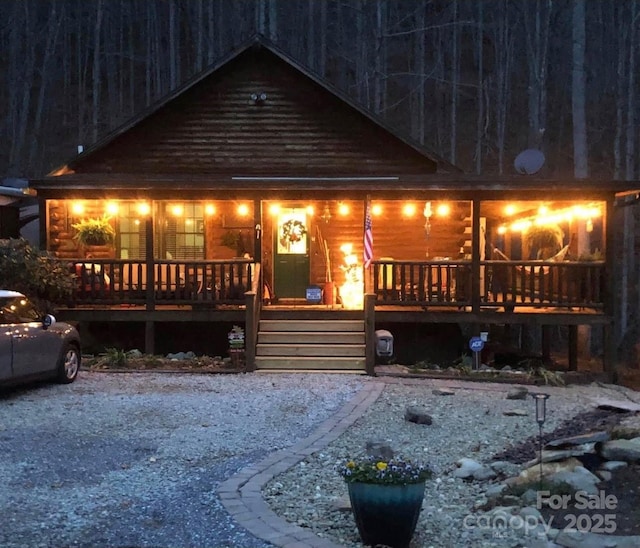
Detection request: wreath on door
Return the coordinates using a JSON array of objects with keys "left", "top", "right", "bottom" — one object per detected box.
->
[{"left": 280, "top": 219, "right": 307, "bottom": 247}]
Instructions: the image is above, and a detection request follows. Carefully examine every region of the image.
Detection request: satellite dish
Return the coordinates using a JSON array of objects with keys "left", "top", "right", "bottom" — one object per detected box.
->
[{"left": 514, "top": 149, "right": 545, "bottom": 175}]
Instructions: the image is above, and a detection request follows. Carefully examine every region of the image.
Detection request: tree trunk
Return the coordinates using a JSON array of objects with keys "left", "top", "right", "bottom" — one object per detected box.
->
[
  {"left": 572, "top": 0, "right": 588, "bottom": 178},
  {"left": 625, "top": 0, "right": 637, "bottom": 180},
  {"left": 450, "top": 0, "right": 459, "bottom": 165},
  {"left": 475, "top": 0, "right": 484, "bottom": 174},
  {"left": 92, "top": 0, "right": 104, "bottom": 143}
]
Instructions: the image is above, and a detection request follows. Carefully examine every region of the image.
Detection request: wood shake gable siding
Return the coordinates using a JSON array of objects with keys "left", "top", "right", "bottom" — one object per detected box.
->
[{"left": 67, "top": 43, "right": 439, "bottom": 178}]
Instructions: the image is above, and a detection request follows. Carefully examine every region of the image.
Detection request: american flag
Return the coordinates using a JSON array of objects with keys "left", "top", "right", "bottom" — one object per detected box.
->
[{"left": 364, "top": 203, "right": 373, "bottom": 269}]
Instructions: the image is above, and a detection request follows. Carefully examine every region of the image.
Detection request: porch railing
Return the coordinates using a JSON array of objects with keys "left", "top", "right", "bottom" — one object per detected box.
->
[
  {"left": 372, "top": 260, "right": 471, "bottom": 307},
  {"left": 371, "top": 259, "right": 605, "bottom": 310},
  {"left": 69, "top": 257, "right": 604, "bottom": 311},
  {"left": 70, "top": 258, "right": 254, "bottom": 306}
]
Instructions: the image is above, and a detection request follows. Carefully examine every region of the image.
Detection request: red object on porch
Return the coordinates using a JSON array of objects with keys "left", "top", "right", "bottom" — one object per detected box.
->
[{"left": 74, "top": 263, "right": 110, "bottom": 291}]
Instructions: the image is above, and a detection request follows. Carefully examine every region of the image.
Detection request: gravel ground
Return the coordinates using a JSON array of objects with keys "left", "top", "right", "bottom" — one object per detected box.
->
[
  {"left": 0, "top": 372, "right": 363, "bottom": 548},
  {"left": 2, "top": 372, "right": 638, "bottom": 548},
  {"left": 263, "top": 378, "right": 640, "bottom": 548}
]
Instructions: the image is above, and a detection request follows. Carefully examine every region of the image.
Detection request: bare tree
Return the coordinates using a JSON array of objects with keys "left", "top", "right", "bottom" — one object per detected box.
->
[
  {"left": 521, "top": 0, "right": 552, "bottom": 150},
  {"left": 474, "top": 0, "right": 485, "bottom": 174},
  {"left": 450, "top": 0, "right": 459, "bottom": 165},
  {"left": 625, "top": 0, "right": 638, "bottom": 180},
  {"left": 572, "top": 0, "right": 588, "bottom": 178},
  {"left": 92, "top": 0, "right": 104, "bottom": 143},
  {"left": 490, "top": 0, "right": 513, "bottom": 175}
]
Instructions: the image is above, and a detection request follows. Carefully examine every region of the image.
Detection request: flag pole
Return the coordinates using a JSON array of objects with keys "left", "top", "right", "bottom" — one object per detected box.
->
[{"left": 364, "top": 195, "right": 373, "bottom": 293}]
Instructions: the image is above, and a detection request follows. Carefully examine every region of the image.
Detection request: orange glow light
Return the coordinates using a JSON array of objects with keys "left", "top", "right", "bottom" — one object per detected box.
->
[
  {"left": 371, "top": 204, "right": 382, "bottom": 216},
  {"left": 436, "top": 203, "right": 450, "bottom": 217},
  {"left": 71, "top": 201, "right": 85, "bottom": 215},
  {"left": 402, "top": 203, "right": 416, "bottom": 217},
  {"left": 237, "top": 204, "right": 249, "bottom": 216},
  {"left": 171, "top": 204, "right": 184, "bottom": 217},
  {"left": 105, "top": 202, "right": 119, "bottom": 215},
  {"left": 269, "top": 204, "right": 281, "bottom": 215},
  {"left": 338, "top": 203, "right": 350, "bottom": 216},
  {"left": 205, "top": 204, "right": 216, "bottom": 216},
  {"left": 137, "top": 203, "right": 150, "bottom": 216}
]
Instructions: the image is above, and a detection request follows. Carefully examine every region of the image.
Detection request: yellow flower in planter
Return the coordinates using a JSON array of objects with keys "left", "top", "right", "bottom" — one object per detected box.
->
[{"left": 339, "top": 456, "right": 431, "bottom": 485}]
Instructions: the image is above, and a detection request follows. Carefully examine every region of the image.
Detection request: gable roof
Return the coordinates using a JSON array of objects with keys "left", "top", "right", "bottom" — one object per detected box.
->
[{"left": 47, "top": 34, "right": 458, "bottom": 180}]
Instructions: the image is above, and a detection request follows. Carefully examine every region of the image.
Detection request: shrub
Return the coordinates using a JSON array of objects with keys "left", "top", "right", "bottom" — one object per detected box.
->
[{"left": 0, "top": 238, "right": 74, "bottom": 312}]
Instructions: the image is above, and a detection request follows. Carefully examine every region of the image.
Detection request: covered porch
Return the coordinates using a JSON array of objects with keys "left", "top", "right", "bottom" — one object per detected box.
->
[{"left": 46, "top": 189, "right": 616, "bottom": 372}]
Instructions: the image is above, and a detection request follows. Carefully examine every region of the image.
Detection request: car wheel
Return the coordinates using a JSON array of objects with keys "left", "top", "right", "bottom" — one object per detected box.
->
[{"left": 57, "top": 343, "right": 80, "bottom": 384}]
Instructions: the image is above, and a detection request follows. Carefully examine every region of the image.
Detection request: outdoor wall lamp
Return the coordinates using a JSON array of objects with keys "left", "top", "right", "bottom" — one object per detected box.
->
[{"left": 250, "top": 92, "right": 267, "bottom": 104}]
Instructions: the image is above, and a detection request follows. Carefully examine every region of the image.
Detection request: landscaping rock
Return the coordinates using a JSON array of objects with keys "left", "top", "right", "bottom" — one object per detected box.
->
[
  {"left": 432, "top": 388, "right": 455, "bottom": 396},
  {"left": 453, "top": 457, "right": 496, "bottom": 481},
  {"left": 489, "top": 460, "right": 521, "bottom": 477},
  {"left": 503, "top": 409, "right": 528, "bottom": 416},
  {"left": 547, "top": 465, "right": 601, "bottom": 495},
  {"left": 598, "top": 438, "right": 640, "bottom": 461},
  {"left": 554, "top": 529, "right": 640, "bottom": 548},
  {"left": 365, "top": 440, "right": 394, "bottom": 460},
  {"left": 507, "top": 458, "right": 583, "bottom": 487},
  {"left": 599, "top": 460, "right": 628, "bottom": 471},
  {"left": 453, "top": 457, "right": 483, "bottom": 479},
  {"left": 524, "top": 446, "right": 600, "bottom": 467},
  {"left": 545, "top": 431, "right": 610, "bottom": 449},
  {"left": 611, "top": 413, "right": 640, "bottom": 440},
  {"left": 593, "top": 398, "right": 640, "bottom": 413},
  {"left": 506, "top": 386, "right": 529, "bottom": 400},
  {"left": 404, "top": 406, "right": 433, "bottom": 425},
  {"left": 484, "top": 483, "right": 507, "bottom": 500}
]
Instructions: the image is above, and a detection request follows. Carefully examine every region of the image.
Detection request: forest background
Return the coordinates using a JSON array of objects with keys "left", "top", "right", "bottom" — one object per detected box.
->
[{"left": 1, "top": 0, "right": 640, "bottom": 361}]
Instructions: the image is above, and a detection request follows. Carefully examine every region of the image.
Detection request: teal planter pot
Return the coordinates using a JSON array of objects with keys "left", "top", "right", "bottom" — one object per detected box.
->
[{"left": 347, "top": 481, "right": 425, "bottom": 548}]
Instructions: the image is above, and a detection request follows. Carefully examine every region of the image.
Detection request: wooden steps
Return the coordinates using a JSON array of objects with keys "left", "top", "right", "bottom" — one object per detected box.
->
[{"left": 255, "top": 319, "right": 366, "bottom": 371}]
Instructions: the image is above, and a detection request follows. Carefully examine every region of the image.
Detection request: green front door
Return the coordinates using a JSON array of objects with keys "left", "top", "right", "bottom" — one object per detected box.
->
[{"left": 273, "top": 208, "right": 310, "bottom": 299}]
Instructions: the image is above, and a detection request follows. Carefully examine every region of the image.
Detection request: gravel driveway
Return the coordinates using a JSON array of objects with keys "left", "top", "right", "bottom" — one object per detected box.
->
[{"left": 0, "top": 372, "right": 363, "bottom": 548}]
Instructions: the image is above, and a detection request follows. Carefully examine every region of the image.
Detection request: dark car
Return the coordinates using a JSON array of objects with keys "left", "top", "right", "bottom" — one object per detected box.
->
[{"left": 0, "top": 290, "right": 81, "bottom": 385}]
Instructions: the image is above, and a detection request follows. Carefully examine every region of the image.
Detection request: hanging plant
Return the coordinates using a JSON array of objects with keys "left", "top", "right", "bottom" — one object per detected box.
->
[
  {"left": 524, "top": 224, "right": 564, "bottom": 259},
  {"left": 280, "top": 219, "right": 307, "bottom": 247},
  {"left": 72, "top": 217, "right": 115, "bottom": 246}
]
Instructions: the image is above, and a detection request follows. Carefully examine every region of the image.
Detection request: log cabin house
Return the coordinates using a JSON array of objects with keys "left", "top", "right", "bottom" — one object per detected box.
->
[{"left": 31, "top": 36, "right": 634, "bottom": 373}]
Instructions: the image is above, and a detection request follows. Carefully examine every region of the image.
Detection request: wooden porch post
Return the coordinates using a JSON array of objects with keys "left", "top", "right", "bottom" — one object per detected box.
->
[
  {"left": 541, "top": 325, "right": 551, "bottom": 365},
  {"left": 603, "top": 196, "right": 617, "bottom": 373},
  {"left": 253, "top": 199, "right": 261, "bottom": 263},
  {"left": 364, "top": 293, "right": 376, "bottom": 375},
  {"left": 245, "top": 291, "right": 257, "bottom": 372},
  {"left": 568, "top": 325, "right": 578, "bottom": 371},
  {"left": 144, "top": 213, "right": 155, "bottom": 354},
  {"left": 471, "top": 198, "right": 481, "bottom": 313}
]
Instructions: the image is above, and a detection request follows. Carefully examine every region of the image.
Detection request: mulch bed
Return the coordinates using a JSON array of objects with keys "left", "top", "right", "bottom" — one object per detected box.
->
[
  {"left": 84, "top": 355, "right": 245, "bottom": 373},
  {"left": 493, "top": 408, "right": 640, "bottom": 536}
]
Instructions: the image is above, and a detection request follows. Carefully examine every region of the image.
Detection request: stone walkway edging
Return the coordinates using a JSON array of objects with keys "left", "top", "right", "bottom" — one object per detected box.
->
[{"left": 217, "top": 380, "right": 385, "bottom": 548}]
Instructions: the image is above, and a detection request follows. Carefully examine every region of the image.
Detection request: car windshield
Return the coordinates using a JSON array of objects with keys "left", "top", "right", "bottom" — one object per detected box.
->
[{"left": 0, "top": 296, "right": 41, "bottom": 324}]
